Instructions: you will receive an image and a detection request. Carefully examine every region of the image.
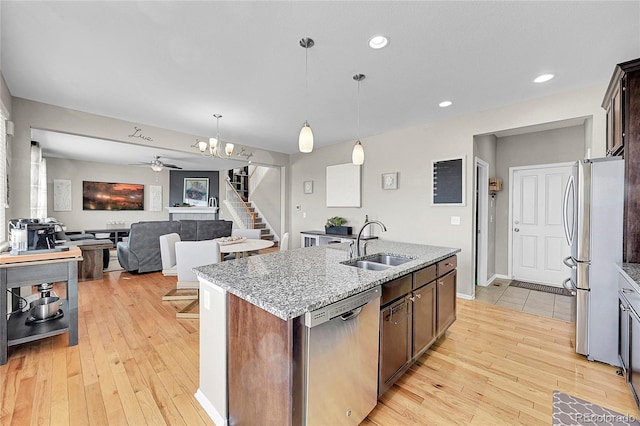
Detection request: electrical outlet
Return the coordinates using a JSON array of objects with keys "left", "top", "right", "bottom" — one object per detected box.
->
[
  {"left": 451, "top": 216, "right": 461, "bottom": 225},
  {"left": 303, "top": 212, "right": 307, "bottom": 218}
]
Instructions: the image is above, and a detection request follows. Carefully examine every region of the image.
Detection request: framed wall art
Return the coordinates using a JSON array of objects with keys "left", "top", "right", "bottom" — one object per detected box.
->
[
  {"left": 183, "top": 178, "right": 209, "bottom": 206},
  {"left": 382, "top": 172, "right": 398, "bottom": 190},
  {"left": 304, "top": 180, "right": 313, "bottom": 194},
  {"left": 432, "top": 156, "right": 465, "bottom": 206},
  {"left": 326, "top": 163, "right": 361, "bottom": 207}
]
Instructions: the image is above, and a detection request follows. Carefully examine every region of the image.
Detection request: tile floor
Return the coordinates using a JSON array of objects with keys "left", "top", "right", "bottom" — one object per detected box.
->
[{"left": 475, "top": 278, "right": 574, "bottom": 321}]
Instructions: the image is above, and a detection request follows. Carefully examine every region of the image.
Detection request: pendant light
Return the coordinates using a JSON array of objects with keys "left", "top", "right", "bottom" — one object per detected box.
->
[
  {"left": 209, "top": 114, "right": 222, "bottom": 157},
  {"left": 299, "top": 37, "right": 314, "bottom": 153},
  {"left": 352, "top": 74, "right": 366, "bottom": 165}
]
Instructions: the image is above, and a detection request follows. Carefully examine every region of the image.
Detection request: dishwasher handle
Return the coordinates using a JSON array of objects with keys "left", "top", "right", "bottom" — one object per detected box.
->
[{"left": 340, "top": 306, "right": 363, "bottom": 321}]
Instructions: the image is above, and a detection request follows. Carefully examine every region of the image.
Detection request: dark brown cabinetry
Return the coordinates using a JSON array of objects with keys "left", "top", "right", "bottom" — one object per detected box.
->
[
  {"left": 437, "top": 270, "right": 457, "bottom": 335},
  {"left": 412, "top": 281, "right": 436, "bottom": 357},
  {"left": 603, "top": 58, "right": 640, "bottom": 262},
  {"left": 378, "top": 255, "right": 457, "bottom": 397},
  {"left": 379, "top": 297, "right": 412, "bottom": 389}
]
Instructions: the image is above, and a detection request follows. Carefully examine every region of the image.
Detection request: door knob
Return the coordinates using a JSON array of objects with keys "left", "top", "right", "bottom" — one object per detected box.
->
[{"left": 514, "top": 228, "right": 520, "bottom": 232}]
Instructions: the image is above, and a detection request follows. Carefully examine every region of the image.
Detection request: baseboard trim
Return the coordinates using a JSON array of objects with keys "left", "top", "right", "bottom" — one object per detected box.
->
[
  {"left": 195, "top": 389, "right": 227, "bottom": 426},
  {"left": 457, "top": 292, "right": 474, "bottom": 300},
  {"left": 495, "top": 274, "right": 511, "bottom": 280}
]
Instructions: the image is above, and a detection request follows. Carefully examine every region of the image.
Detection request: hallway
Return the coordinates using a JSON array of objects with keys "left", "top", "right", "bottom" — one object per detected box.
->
[{"left": 475, "top": 278, "right": 573, "bottom": 321}]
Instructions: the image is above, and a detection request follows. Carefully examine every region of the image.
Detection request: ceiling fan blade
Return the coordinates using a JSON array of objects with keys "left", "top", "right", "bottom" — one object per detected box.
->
[{"left": 163, "top": 163, "right": 183, "bottom": 169}]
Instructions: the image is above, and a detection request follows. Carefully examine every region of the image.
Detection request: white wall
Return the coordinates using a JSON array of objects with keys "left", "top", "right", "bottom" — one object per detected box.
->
[
  {"left": 46, "top": 157, "right": 171, "bottom": 231},
  {"left": 289, "top": 85, "right": 608, "bottom": 298},
  {"left": 8, "top": 97, "right": 288, "bottom": 222}
]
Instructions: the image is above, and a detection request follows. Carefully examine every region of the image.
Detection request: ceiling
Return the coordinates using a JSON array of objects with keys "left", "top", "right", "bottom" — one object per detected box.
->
[{"left": 2, "top": 1, "right": 640, "bottom": 167}]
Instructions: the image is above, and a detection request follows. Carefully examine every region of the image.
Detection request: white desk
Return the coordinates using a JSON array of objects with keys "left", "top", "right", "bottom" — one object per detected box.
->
[{"left": 219, "top": 239, "right": 274, "bottom": 259}]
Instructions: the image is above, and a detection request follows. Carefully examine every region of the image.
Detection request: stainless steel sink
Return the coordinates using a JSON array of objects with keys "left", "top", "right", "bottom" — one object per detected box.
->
[
  {"left": 341, "top": 253, "right": 415, "bottom": 271},
  {"left": 364, "top": 253, "right": 414, "bottom": 266},
  {"left": 346, "top": 260, "right": 392, "bottom": 271}
]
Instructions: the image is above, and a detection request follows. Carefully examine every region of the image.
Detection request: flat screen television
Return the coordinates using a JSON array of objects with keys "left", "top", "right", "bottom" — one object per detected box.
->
[{"left": 83, "top": 181, "right": 144, "bottom": 211}]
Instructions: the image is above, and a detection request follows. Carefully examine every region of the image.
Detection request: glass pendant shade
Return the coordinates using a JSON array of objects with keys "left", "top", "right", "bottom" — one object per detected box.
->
[
  {"left": 225, "top": 143, "right": 234, "bottom": 157},
  {"left": 151, "top": 164, "right": 163, "bottom": 172},
  {"left": 352, "top": 140, "right": 364, "bottom": 165},
  {"left": 197, "top": 140, "right": 208, "bottom": 153},
  {"left": 299, "top": 121, "right": 314, "bottom": 153},
  {"left": 209, "top": 137, "right": 218, "bottom": 156}
]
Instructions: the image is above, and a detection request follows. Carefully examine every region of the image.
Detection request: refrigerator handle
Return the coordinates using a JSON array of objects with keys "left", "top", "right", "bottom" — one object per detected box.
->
[
  {"left": 563, "top": 256, "right": 576, "bottom": 269},
  {"left": 562, "top": 277, "right": 577, "bottom": 296},
  {"left": 562, "top": 175, "right": 574, "bottom": 247}
]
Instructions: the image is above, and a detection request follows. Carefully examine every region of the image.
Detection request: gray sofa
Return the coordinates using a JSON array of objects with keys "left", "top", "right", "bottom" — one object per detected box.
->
[{"left": 117, "top": 220, "right": 232, "bottom": 273}]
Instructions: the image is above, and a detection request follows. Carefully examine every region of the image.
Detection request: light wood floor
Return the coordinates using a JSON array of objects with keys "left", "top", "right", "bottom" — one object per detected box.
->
[{"left": 1, "top": 268, "right": 638, "bottom": 425}]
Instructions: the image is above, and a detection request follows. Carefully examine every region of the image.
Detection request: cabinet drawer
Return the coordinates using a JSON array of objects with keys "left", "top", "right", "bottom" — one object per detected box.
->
[
  {"left": 437, "top": 256, "right": 457, "bottom": 277},
  {"left": 413, "top": 264, "right": 436, "bottom": 289},
  {"left": 381, "top": 275, "right": 412, "bottom": 306}
]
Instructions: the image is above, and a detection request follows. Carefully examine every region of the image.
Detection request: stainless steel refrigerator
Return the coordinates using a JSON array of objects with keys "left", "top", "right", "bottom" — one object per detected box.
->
[{"left": 562, "top": 157, "right": 624, "bottom": 366}]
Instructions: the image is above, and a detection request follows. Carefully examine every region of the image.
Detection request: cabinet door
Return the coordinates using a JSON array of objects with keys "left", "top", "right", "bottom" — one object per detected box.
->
[
  {"left": 607, "top": 81, "right": 624, "bottom": 156},
  {"left": 301, "top": 234, "right": 318, "bottom": 247},
  {"left": 620, "top": 294, "right": 631, "bottom": 377},
  {"left": 379, "top": 297, "right": 411, "bottom": 395},
  {"left": 629, "top": 309, "right": 640, "bottom": 407},
  {"left": 436, "top": 270, "right": 457, "bottom": 336},
  {"left": 412, "top": 281, "right": 436, "bottom": 357}
]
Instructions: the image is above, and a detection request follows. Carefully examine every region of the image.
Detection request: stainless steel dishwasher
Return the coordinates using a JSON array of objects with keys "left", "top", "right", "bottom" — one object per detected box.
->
[{"left": 302, "top": 286, "right": 381, "bottom": 425}]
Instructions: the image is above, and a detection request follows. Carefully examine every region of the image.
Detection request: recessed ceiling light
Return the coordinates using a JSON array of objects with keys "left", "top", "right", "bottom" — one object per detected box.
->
[
  {"left": 368, "top": 35, "right": 389, "bottom": 49},
  {"left": 534, "top": 73, "right": 554, "bottom": 83},
  {"left": 439, "top": 101, "right": 453, "bottom": 108}
]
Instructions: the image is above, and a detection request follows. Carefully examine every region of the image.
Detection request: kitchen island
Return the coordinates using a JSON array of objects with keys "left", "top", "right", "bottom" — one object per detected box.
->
[{"left": 194, "top": 240, "right": 460, "bottom": 425}]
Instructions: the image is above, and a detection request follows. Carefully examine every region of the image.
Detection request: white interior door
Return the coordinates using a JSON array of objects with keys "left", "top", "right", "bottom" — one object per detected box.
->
[{"left": 511, "top": 164, "right": 572, "bottom": 286}]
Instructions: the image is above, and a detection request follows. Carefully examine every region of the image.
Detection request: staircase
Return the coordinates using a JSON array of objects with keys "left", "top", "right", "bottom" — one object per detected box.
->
[
  {"left": 224, "top": 178, "right": 278, "bottom": 246},
  {"left": 246, "top": 204, "right": 275, "bottom": 242}
]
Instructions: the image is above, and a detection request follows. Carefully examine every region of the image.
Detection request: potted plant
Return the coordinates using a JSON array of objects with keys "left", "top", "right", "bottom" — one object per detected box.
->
[{"left": 325, "top": 217, "right": 352, "bottom": 235}]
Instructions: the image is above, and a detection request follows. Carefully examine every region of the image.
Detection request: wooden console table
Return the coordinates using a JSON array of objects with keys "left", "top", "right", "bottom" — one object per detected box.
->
[
  {"left": 83, "top": 228, "right": 130, "bottom": 244},
  {"left": 0, "top": 247, "right": 82, "bottom": 365},
  {"left": 65, "top": 240, "right": 114, "bottom": 281}
]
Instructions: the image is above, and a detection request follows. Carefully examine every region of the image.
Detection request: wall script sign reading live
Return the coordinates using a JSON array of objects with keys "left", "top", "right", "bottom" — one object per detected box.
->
[{"left": 128, "top": 126, "right": 154, "bottom": 142}]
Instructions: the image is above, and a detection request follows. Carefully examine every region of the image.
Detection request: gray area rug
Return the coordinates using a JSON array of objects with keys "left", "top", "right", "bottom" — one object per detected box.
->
[
  {"left": 553, "top": 391, "right": 639, "bottom": 426},
  {"left": 509, "top": 280, "right": 572, "bottom": 296}
]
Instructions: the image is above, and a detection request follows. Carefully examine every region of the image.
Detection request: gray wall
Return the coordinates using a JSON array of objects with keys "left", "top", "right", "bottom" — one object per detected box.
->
[
  {"left": 169, "top": 170, "right": 219, "bottom": 207},
  {"left": 248, "top": 165, "right": 282, "bottom": 237},
  {"left": 494, "top": 124, "right": 585, "bottom": 275},
  {"left": 8, "top": 97, "right": 288, "bottom": 222},
  {"left": 0, "top": 71, "right": 11, "bottom": 117},
  {"left": 474, "top": 134, "right": 497, "bottom": 280},
  {"left": 289, "top": 85, "right": 607, "bottom": 298}
]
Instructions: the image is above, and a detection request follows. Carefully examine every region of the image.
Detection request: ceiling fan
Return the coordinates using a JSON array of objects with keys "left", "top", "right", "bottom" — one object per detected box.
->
[{"left": 133, "top": 155, "right": 183, "bottom": 172}]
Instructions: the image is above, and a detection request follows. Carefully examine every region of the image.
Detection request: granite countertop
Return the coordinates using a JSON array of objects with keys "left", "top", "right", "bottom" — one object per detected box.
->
[
  {"left": 194, "top": 240, "right": 460, "bottom": 321},
  {"left": 622, "top": 263, "right": 640, "bottom": 287}
]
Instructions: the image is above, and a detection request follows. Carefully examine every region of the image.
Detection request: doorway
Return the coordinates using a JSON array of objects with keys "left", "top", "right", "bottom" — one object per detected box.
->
[
  {"left": 474, "top": 158, "right": 489, "bottom": 290},
  {"left": 509, "top": 162, "right": 573, "bottom": 286}
]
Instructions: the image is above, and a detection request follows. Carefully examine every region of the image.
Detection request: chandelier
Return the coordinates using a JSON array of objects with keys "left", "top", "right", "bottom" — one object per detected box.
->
[{"left": 193, "top": 114, "right": 234, "bottom": 158}]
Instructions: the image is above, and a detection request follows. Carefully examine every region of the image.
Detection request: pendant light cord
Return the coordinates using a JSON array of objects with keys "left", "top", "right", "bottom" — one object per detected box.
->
[
  {"left": 305, "top": 42, "right": 309, "bottom": 121},
  {"left": 357, "top": 78, "right": 361, "bottom": 141}
]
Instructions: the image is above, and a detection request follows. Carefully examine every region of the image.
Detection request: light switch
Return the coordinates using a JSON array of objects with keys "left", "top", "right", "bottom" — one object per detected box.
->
[{"left": 451, "top": 216, "right": 461, "bottom": 225}]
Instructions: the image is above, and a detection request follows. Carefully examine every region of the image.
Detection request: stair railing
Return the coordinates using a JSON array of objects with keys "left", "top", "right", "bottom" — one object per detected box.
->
[{"left": 225, "top": 177, "right": 256, "bottom": 228}]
